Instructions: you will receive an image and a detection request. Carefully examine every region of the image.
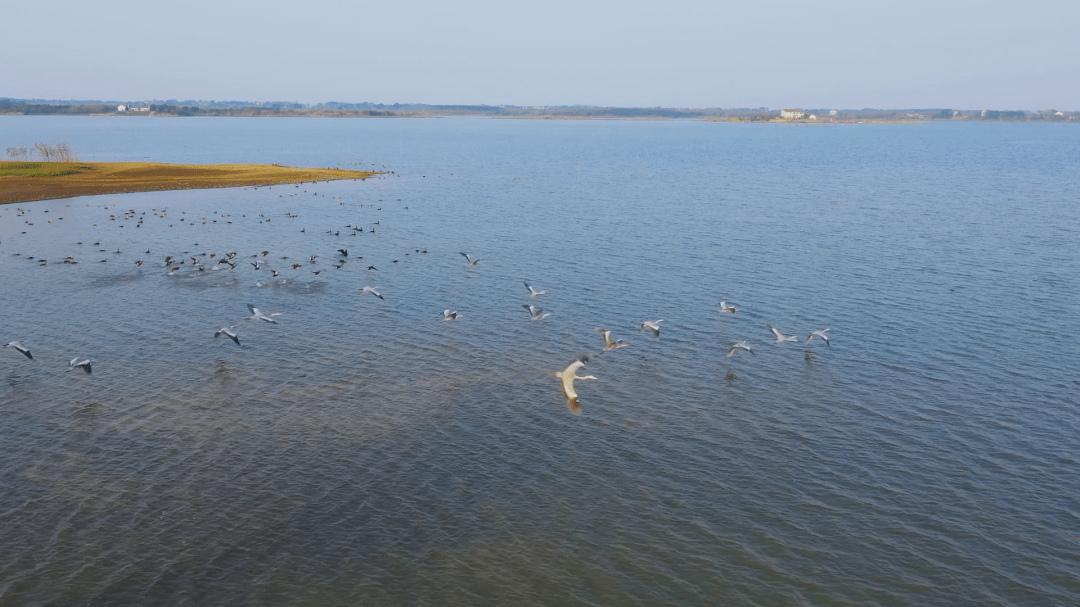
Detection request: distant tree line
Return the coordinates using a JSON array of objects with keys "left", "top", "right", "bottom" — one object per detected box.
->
[
  {"left": 149, "top": 104, "right": 201, "bottom": 116},
  {"left": 0, "top": 98, "right": 1074, "bottom": 121},
  {"left": 0, "top": 99, "right": 112, "bottom": 115}
]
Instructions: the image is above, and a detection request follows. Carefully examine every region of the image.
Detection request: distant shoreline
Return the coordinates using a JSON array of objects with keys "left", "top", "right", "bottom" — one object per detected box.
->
[
  {"left": 0, "top": 161, "right": 379, "bottom": 205},
  {"left": 2, "top": 99, "right": 1075, "bottom": 122}
]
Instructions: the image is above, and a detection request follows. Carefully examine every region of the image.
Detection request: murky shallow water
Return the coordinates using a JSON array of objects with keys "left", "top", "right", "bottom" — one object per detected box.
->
[{"left": 1, "top": 118, "right": 1078, "bottom": 605}]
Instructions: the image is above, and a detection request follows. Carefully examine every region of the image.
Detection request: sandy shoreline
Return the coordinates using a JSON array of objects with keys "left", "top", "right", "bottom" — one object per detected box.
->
[{"left": 0, "top": 161, "right": 380, "bottom": 205}]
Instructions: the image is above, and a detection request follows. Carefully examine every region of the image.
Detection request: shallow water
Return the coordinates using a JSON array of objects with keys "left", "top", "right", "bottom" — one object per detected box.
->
[{"left": 1, "top": 117, "right": 1078, "bottom": 605}]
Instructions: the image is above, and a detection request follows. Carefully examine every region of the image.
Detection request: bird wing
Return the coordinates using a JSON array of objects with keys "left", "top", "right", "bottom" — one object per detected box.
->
[
  {"left": 595, "top": 328, "right": 613, "bottom": 348},
  {"left": 561, "top": 373, "right": 578, "bottom": 400},
  {"left": 563, "top": 359, "right": 585, "bottom": 376},
  {"left": 771, "top": 327, "right": 783, "bottom": 339}
]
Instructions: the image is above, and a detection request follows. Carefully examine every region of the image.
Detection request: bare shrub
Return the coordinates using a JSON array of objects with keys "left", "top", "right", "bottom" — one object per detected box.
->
[
  {"left": 6, "top": 146, "right": 31, "bottom": 160},
  {"left": 15, "top": 143, "right": 78, "bottom": 162}
]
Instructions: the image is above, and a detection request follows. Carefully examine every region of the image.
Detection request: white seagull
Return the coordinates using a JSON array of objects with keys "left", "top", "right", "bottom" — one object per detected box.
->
[
  {"left": 770, "top": 327, "right": 798, "bottom": 343},
  {"left": 245, "top": 304, "right": 283, "bottom": 323},
  {"left": 460, "top": 252, "right": 481, "bottom": 267},
  {"left": 596, "top": 328, "right": 628, "bottom": 351},
  {"left": 359, "top": 286, "right": 384, "bottom": 299},
  {"left": 524, "top": 282, "right": 548, "bottom": 297},
  {"left": 719, "top": 301, "right": 738, "bottom": 314},
  {"left": 68, "top": 357, "right": 93, "bottom": 374},
  {"left": 639, "top": 319, "right": 665, "bottom": 337},
  {"left": 5, "top": 341, "right": 33, "bottom": 360},
  {"left": 523, "top": 304, "right": 551, "bottom": 321},
  {"left": 807, "top": 328, "right": 831, "bottom": 346},
  {"left": 551, "top": 354, "right": 598, "bottom": 415},
  {"left": 441, "top": 310, "right": 461, "bottom": 321},
  {"left": 727, "top": 341, "right": 756, "bottom": 357},
  {"left": 214, "top": 327, "right": 240, "bottom": 345}
]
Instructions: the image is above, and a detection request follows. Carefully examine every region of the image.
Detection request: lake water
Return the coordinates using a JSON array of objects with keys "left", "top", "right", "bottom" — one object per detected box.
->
[{"left": 1, "top": 117, "right": 1078, "bottom": 605}]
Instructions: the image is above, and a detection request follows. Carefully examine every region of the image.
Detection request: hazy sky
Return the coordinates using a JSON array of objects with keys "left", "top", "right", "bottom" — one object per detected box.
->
[{"left": 4, "top": 0, "right": 1077, "bottom": 109}]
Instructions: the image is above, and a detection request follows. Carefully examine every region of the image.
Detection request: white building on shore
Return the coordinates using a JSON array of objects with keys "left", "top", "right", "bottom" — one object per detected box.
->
[{"left": 780, "top": 109, "right": 804, "bottom": 119}]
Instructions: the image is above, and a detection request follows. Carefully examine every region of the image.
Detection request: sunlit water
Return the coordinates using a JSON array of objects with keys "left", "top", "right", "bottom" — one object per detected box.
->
[{"left": 1, "top": 117, "right": 1078, "bottom": 605}]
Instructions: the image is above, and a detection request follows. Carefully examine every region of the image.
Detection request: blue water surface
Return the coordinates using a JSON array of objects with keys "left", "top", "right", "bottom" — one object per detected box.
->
[{"left": 1, "top": 117, "right": 1078, "bottom": 605}]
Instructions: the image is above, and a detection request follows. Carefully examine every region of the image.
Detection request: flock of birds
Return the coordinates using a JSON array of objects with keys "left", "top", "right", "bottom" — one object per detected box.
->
[{"left": 3, "top": 182, "right": 834, "bottom": 415}]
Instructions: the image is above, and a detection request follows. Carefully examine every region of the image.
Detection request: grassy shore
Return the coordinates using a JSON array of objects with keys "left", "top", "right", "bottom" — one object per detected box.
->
[{"left": 0, "top": 161, "right": 380, "bottom": 205}]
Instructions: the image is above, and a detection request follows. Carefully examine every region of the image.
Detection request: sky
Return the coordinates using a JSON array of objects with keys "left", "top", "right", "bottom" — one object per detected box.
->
[{"left": 3, "top": 0, "right": 1077, "bottom": 110}]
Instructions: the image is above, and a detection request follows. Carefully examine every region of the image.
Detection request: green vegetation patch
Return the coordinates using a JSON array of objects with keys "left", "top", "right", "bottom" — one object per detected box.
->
[{"left": 0, "top": 161, "right": 92, "bottom": 177}]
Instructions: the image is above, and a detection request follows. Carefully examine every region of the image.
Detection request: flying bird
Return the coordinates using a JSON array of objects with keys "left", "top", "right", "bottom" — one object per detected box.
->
[
  {"left": 359, "top": 286, "right": 384, "bottom": 299},
  {"left": 807, "top": 329, "right": 831, "bottom": 346},
  {"left": 639, "top": 319, "right": 665, "bottom": 337},
  {"left": 441, "top": 310, "right": 461, "bottom": 321},
  {"left": 245, "top": 304, "right": 283, "bottom": 323},
  {"left": 551, "top": 354, "right": 598, "bottom": 415},
  {"left": 523, "top": 304, "right": 551, "bottom": 321},
  {"left": 460, "top": 253, "right": 480, "bottom": 266},
  {"left": 524, "top": 282, "right": 548, "bottom": 297},
  {"left": 338, "top": 249, "right": 348, "bottom": 257},
  {"left": 4, "top": 341, "right": 32, "bottom": 360},
  {"left": 68, "top": 357, "right": 93, "bottom": 374},
  {"left": 770, "top": 327, "right": 798, "bottom": 343},
  {"left": 727, "top": 341, "right": 756, "bottom": 357},
  {"left": 214, "top": 327, "right": 240, "bottom": 346},
  {"left": 719, "top": 301, "right": 738, "bottom": 314},
  {"left": 596, "top": 328, "right": 629, "bottom": 351}
]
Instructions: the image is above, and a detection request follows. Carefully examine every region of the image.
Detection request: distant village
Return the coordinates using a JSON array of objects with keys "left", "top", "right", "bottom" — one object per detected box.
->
[{"left": 0, "top": 98, "right": 1075, "bottom": 122}]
